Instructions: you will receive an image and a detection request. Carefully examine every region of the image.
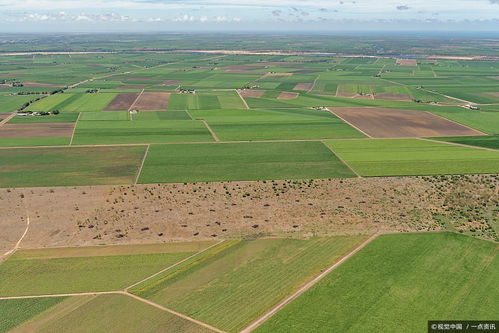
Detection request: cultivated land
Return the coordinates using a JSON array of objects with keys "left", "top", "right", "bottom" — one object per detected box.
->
[
  {"left": 256, "top": 232, "right": 498, "bottom": 333},
  {"left": 0, "top": 35, "right": 498, "bottom": 332}
]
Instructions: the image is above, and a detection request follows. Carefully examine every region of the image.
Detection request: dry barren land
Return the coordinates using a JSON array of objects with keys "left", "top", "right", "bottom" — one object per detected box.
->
[{"left": 1, "top": 175, "right": 497, "bottom": 251}]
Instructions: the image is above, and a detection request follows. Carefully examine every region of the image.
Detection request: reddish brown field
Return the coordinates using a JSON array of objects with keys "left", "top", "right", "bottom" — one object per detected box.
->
[
  {"left": 239, "top": 90, "right": 266, "bottom": 98},
  {"left": 330, "top": 107, "right": 484, "bottom": 138},
  {"left": 0, "top": 122, "right": 74, "bottom": 138},
  {"left": 396, "top": 59, "right": 418, "bottom": 66},
  {"left": 104, "top": 93, "right": 140, "bottom": 111},
  {"left": 161, "top": 80, "right": 181, "bottom": 86},
  {"left": 374, "top": 93, "right": 412, "bottom": 101},
  {"left": 293, "top": 83, "right": 314, "bottom": 91},
  {"left": 131, "top": 92, "right": 171, "bottom": 111},
  {"left": 23, "top": 82, "right": 62, "bottom": 88},
  {"left": 277, "top": 92, "right": 299, "bottom": 100}
]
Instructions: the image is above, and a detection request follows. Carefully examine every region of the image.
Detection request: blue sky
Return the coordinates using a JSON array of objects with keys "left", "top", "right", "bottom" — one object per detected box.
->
[{"left": 1, "top": 0, "right": 498, "bottom": 32}]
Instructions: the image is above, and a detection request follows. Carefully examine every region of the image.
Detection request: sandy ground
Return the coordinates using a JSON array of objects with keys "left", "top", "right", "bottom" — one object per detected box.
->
[
  {"left": 131, "top": 92, "right": 170, "bottom": 111},
  {"left": 331, "top": 107, "right": 484, "bottom": 138},
  {"left": 0, "top": 123, "right": 74, "bottom": 138},
  {"left": 294, "top": 83, "right": 314, "bottom": 91},
  {"left": 239, "top": 90, "right": 266, "bottom": 98},
  {"left": 0, "top": 175, "right": 496, "bottom": 250}
]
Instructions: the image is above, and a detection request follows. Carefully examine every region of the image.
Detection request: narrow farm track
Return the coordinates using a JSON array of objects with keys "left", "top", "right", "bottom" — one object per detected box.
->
[
  {"left": 324, "top": 143, "right": 362, "bottom": 178},
  {"left": 0, "top": 195, "right": 31, "bottom": 262},
  {"left": 418, "top": 138, "right": 499, "bottom": 152},
  {"left": 240, "top": 233, "right": 380, "bottom": 333},
  {"left": 0, "top": 113, "right": 15, "bottom": 127},
  {"left": 202, "top": 120, "right": 221, "bottom": 142},
  {"left": 236, "top": 89, "right": 250, "bottom": 109},
  {"left": 129, "top": 89, "right": 145, "bottom": 111},
  {"left": 327, "top": 109, "right": 373, "bottom": 138},
  {"left": 134, "top": 144, "right": 150, "bottom": 184}
]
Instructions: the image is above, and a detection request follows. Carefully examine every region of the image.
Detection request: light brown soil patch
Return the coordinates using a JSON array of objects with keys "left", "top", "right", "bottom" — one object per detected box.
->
[
  {"left": 396, "top": 59, "right": 417, "bottom": 66},
  {"left": 0, "top": 122, "right": 74, "bottom": 138},
  {"left": 484, "top": 92, "right": 499, "bottom": 97},
  {"left": 374, "top": 93, "right": 412, "bottom": 101},
  {"left": 0, "top": 73, "right": 17, "bottom": 77},
  {"left": 331, "top": 107, "right": 484, "bottom": 138},
  {"left": 161, "top": 80, "right": 181, "bottom": 86},
  {"left": 489, "top": 76, "right": 499, "bottom": 80},
  {"left": 131, "top": 92, "right": 171, "bottom": 111},
  {"left": 353, "top": 94, "right": 373, "bottom": 100},
  {"left": 336, "top": 92, "right": 357, "bottom": 98},
  {"left": 23, "top": 82, "right": 62, "bottom": 88},
  {"left": 119, "top": 85, "right": 148, "bottom": 90},
  {"left": 104, "top": 93, "right": 140, "bottom": 111},
  {"left": 293, "top": 83, "right": 314, "bottom": 91},
  {"left": 0, "top": 175, "right": 496, "bottom": 249},
  {"left": 239, "top": 90, "right": 266, "bottom": 98},
  {"left": 277, "top": 92, "right": 299, "bottom": 100}
]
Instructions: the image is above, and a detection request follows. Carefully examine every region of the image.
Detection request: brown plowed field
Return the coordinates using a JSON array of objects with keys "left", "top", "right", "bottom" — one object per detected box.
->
[
  {"left": 293, "top": 83, "right": 314, "bottom": 91},
  {"left": 131, "top": 92, "right": 171, "bottom": 111},
  {"left": 330, "top": 107, "right": 484, "bottom": 138},
  {"left": 0, "top": 122, "right": 74, "bottom": 138},
  {"left": 104, "top": 93, "right": 139, "bottom": 111},
  {"left": 396, "top": 59, "right": 418, "bottom": 66},
  {"left": 374, "top": 93, "right": 412, "bottom": 101},
  {"left": 277, "top": 92, "right": 299, "bottom": 100},
  {"left": 239, "top": 90, "right": 266, "bottom": 98}
]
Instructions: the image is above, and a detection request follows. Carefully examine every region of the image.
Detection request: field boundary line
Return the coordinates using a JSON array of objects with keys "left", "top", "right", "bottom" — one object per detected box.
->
[
  {"left": 236, "top": 89, "right": 250, "bottom": 109},
  {"left": 418, "top": 138, "right": 499, "bottom": 152},
  {"left": 129, "top": 89, "right": 145, "bottom": 111},
  {"left": 327, "top": 108, "right": 373, "bottom": 138},
  {"left": 240, "top": 233, "right": 380, "bottom": 333},
  {"left": 124, "top": 292, "right": 226, "bottom": 333},
  {"left": 1, "top": 194, "right": 31, "bottom": 263},
  {"left": 0, "top": 291, "right": 120, "bottom": 300},
  {"left": 125, "top": 240, "right": 224, "bottom": 291},
  {"left": 134, "top": 144, "right": 150, "bottom": 184},
  {"left": 201, "top": 120, "right": 220, "bottom": 142},
  {"left": 69, "top": 112, "right": 82, "bottom": 146},
  {"left": 323, "top": 142, "right": 362, "bottom": 178},
  {"left": 308, "top": 74, "right": 320, "bottom": 93},
  {"left": 421, "top": 111, "right": 487, "bottom": 136},
  {"left": 0, "top": 112, "right": 15, "bottom": 127}
]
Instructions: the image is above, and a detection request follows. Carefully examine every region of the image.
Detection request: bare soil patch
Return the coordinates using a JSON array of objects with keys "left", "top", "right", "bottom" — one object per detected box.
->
[
  {"left": 239, "top": 90, "right": 266, "bottom": 98},
  {"left": 484, "top": 92, "right": 499, "bottom": 97},
  {"left": 0, "top": 175, "right": 496, "bottom": 249},
  {"left": 374, "top": 93, "right": 412, "bottom": 101},
  {"left": 330, "top": 107, "right": 484, "bottom": 138},
  {"left": 293, "top": 83, "right": 314, "bottom": 91},
  {"left": 0, "top": 123, "right": 74, "bottom": 138},
  {"left": 277, "top": 92, "right": 299, "bottom": 100},
  {"left": 161, "top": 80, "right": 181, "bottom": 86},
  {"left": 0, "top": 73, "right": 17, "bottom": 77},
  {"left": 396, "top": 59, "right": 418, "bottom": 66},
  {"left": 23, "top": 82, "right": 62, "bottom": 88},
  {"left": 105, "top": 93, "right": 140, "bottom": 111},
  {"left": 131, "top": 92, "right": 171, "bottom": 111},
  {"left": 119, "top": 85, "right": 148, "bottom": 90}
]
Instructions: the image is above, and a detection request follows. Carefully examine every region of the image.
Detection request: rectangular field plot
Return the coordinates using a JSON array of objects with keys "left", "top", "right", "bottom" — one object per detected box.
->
[
  {"left": 131, "top": 236, "right": 367, "bottom": 332},
  {"left": 72, "top": 119, "right": 213, "bottom": 144},
  {"left": 189, "top": 109, "right": 365, "bottom": 141},
  {"left": 8, "top": 113, "right": 79, "bottom": 124},
  {"left": 0, "top": 122, "right": 74, "bottom": 147},
  {"left": 131, "top": 92, "right": 170, "bottom": 111},
  {"left": 104, "top": 92, "right": 139, "bottom": 111},
  {"left": 0, "top": 241, "right": 215, "bottom": 296},
  {"left": 168, "top": 91, "right": 246, "bottom": 110},
  {"left": 331, "top": 107, "right": 484, "bottom": 138},
  {"left": 256, "top": 233, "right": 498, "bottom": 333},
  {"left": 0, "top": 146, "right": 146, "bottom": 187},
  {"left": 326, "top": 138, "right": 499, "bottom": 176},
  {"left": 25, "top": 94, "right": 75, "bottom": 112},
  {"left": 434, "top": 135, "right": 499, "bottom": 150},
  {"left": 139, "top": 141, "right": 356, "bottom": 183}
]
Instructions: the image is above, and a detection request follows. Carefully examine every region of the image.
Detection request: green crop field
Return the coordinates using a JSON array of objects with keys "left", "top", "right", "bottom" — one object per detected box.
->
[
  {"left": 0, "top": 95, "right": 38, "bottom": 113},
  {"left": 0, "top": 241, "right": 214, "bottom": 296},
  {"left": 26, "top": 94, "right": 75, "bottom": 112},
  {"left": 131, "top": 236, "right": 367, "bottom": 332},
  {"left": 256, "top": 233, "right": 498, "bottom": 333},
  {"left": 8, "top": 112, "right": 79, "bottom": 123},
  {"left": 139, "top": 141, "right": 356, "bottom": 183},
  {"left": 434, "top": 135, "right": 499, "bottom": 150},
  {"left": 326, "top": 138, "right": 499, "bottom": 176},
  {"left": 11, "top": 294, "right": 212, "bottom": 333},
  {"left": 0, "top": 297, "right": 66, "bottom": 333},
  {"left": 0, "top": 146, "right": 146, "bottom": 187}
]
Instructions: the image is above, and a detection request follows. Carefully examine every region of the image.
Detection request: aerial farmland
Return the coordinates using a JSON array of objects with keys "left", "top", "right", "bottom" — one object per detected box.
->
[{"left": 0, "top": 33, "right": 498, "bottom": 332}]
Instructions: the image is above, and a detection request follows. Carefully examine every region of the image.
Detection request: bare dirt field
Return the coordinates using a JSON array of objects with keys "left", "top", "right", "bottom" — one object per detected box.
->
[
  {"left": 396, "top": 59, "right": 418, "bottom": 66},
  {"left": 0, "top": 73, "right": 17, "bottom": 77},
  {"left": 374, "top": 93, "right": 412, "bottom": 101},
  {"left": 277, "top": 92, "right": 299, "bottom": 100},
  {"left": 294, "top": 83, "right": 314, "bottom": 91},
  {"left": 239, "top": 90, "right": 266, "bottom": 98},
  {"left": 105, "top": 93, "right": 140, "bottom": 111},
  {"left": 330, "top": 107, "right": 484, "bottom": 138},
  {"left": 161, "top": 80, "right": 181, "bottom": 86},
  {"left": 0, "top": 123, "right": 74, "bottom": 138},
  {"left": 0, "top": 175, "right": 496, "bottom": 250},
  {"left": 22, "top": 82, "right": 63, "bottom": 88},
  {"left": 131, "top": 92, "right": 171, "bottom": 111}
]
